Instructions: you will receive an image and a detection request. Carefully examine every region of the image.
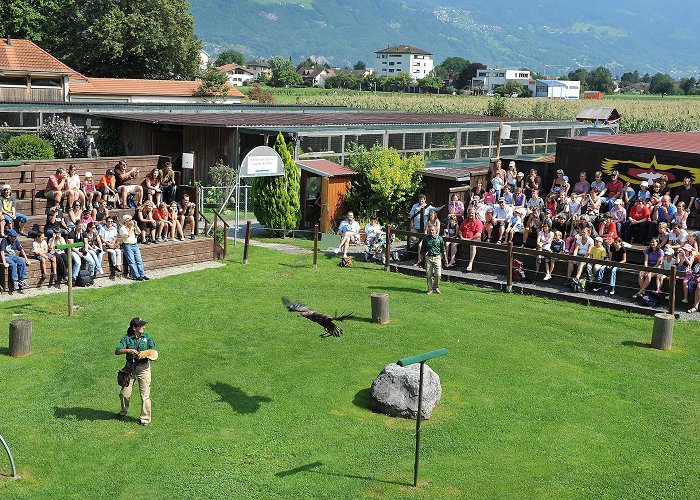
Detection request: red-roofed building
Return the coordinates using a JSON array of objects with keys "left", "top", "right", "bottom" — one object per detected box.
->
[
  {"left": 0, "top": 37, "right": 75, "bottom": 102},
  {"left": 297, "top": 159, "right": 356, "bottom": 231},
  {"left": 0, "top": 37, "right": 243, "bottom": 104},
  {"left": 216, "top": 64, "right": 255, "bottom": 87}
]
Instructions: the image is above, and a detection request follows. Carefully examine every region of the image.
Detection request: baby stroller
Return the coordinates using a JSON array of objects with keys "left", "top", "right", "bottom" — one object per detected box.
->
[{"left": 364, "top": 232, "right": 399, "bottom": 264}]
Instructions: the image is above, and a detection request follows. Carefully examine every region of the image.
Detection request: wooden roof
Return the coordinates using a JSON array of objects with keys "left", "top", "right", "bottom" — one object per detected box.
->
[
  {"left": 558, "top": 131, "right": 700, "bottom": 155},
  {"left": 297, "top": 159, "right": 355, "bottom": 178},
  {"left": 70, "top": 78, "right": 244, "bottom": 98},
  {"left": 0, "top": 38, "right": 75, "bottom": 75}
]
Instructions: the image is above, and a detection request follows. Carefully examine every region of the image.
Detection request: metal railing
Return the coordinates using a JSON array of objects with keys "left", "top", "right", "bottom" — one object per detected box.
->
[
  {"left": 201, "top": 210, "right": 229, "bottom": 260},
  {"left": 198, "top": 185, "right": 251, "bottom": 217}
]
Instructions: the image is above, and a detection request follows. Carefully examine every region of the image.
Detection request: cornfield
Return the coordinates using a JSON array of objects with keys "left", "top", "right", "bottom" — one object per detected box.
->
[{"left": 276, "top": 90, "right": 700, "bottom": 133}]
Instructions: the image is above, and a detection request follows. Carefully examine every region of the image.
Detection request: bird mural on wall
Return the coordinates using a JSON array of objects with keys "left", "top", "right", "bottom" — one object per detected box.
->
[{"left": 282, "top": 297, "right": 352, "bottom": 337}]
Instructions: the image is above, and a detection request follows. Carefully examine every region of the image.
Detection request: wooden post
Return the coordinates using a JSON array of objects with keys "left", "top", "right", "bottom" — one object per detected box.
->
[
  {"left": 243, "top": 220, "right": 252, "bottom": 264},
  {"left": 384, "top": 225, "right": 391, "bottom": 272},
  {"left": 313, "top": 224, "right": 319, "bottom": 270},
  {"left": 651, "top": 313, "right": 674, "bottom": 350},
  {"left": 9, "top": 319, "right": 32, "bottom": 357},
  {"left": 371, "top": 293, "right": 390, "bottom": 324},
  {"left": 668, "top": 265, "right": 676, "bottom": 315},
  {"left": 213, "top": 213, "right": 218, "bottom": 258},
  {"left": 506, "top": 241, "right": 514, "bottom": 292}
]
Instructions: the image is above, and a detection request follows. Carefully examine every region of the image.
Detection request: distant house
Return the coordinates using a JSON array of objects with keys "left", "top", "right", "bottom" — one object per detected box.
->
[
  {"left": 298, "top": 66, "right": 336, "bottom": 87},
  {"left": 247, "top": 60, "right": 271, "bottom": 80},
  {"left": 199, "top": 50, "right": 211, "bottom": 70},
  {"left": 69, "top": 77, "right": 243, "bottom": 104},
  {"left": 0, "top": 37, "right": 75, "bottom": 103},
  {"left": 217, "top": 64, "right": 255, "bottom": 86},
  {"left": 471, "top": 69, "right": 531, "bottom": 93},
  {"left": 374, "top": 45, "right": 433, "bottom": 80}
]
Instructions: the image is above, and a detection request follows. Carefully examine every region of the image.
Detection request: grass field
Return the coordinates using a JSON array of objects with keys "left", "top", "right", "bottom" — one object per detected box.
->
[
  {"left": 2, "top": 245, "right": 700, "bottom": 499},
  {"left": 241, "top": 86, "right": 700, "bottom": 133}
]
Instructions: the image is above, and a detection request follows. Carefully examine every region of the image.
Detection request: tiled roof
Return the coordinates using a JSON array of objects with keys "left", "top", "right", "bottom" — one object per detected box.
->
[
  {"left": 375, "top": 45, "right": 432, "bottom": 55},
  {"left": 559, "top": 131, "right": 700, "bottom": 155},
  {"left": 0, "top": 38, "right": 75, "bottom": 74},
  {"left": 70, "top": 78, "right": 244, "bottom": 98},
  {"left": 297, "top": 159, "right": 355, "bottom": 177},
  {"left": 247, "top": 60, "right": 269, "bottom": 68},
  {"left": 217, "top": 64, "right": 254, "bottom": 75}
]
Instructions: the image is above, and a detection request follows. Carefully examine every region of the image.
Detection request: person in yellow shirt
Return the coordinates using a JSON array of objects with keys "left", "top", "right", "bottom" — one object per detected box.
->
[{"left": 587, "top": 236, "right": 608, "bottom": 284}]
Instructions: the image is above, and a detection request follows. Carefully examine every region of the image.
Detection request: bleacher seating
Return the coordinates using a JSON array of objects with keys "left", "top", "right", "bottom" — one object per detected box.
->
[{"left": 0, "top": 156, "right": 216, "bottom": 294}]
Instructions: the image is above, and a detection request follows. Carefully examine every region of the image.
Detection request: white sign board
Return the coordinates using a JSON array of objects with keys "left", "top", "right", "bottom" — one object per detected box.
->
[
  {"left": 182, "top": 152, "right": 194, "bottom": 170},
  {"left": 500, "top": 124, "right": 512, "bottom": 140},
  {"left": 240, "top": 146, "right": 285, "bottom": 178}
]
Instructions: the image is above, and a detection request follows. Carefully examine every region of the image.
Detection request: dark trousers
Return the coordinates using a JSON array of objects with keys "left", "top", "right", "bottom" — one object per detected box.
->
[{"left": 624, "top": 220, "right": 648, "bottom": 243}]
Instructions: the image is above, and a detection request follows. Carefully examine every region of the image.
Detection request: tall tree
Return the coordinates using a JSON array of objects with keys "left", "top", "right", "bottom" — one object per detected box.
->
[
  {"left": 51, "top": 0, "right": 202, "bottom": 79},
  {"left": 353, "top": 60, "right": 366, "bottom": 71},
  {"left": 269, "top": 56, "right": 303, "bottom": 87},
  {"left": 215, "top": 50, "right": 246, "bottom": 67},
  {"left": 649, "top": 72, "right": 675, "bottom": 94},
  {"left": 585, "top": 66, "right": 615, "bottom": 93},
  {"left": 251, "top": 133, "right": 300, "bottom": 234},
  {"left": 0, "top": 0, "right": 62, "bottom": 47},
  {"left": 438, "top": 57, "right": 470, "bottom": 81},
  {"left": 567, "top": 68, "right": 588, "bottom": 83},
  {"left": 454, "top": 62, "right": 486, "bottom": 89},
  {"left": 679, "top": 77, "right": 697, "bottom": 95},
  {"left": 620, "top": 70, "right": 640, "bottom": 85}
]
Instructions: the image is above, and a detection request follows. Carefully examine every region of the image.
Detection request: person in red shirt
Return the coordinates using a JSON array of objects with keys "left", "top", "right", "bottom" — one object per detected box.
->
[
  {"left": 152, "top": 202, "right": 172, "bottom": 242},
  {"left": 601, "top": 170, "right": 624, "bottom": 212},
  {"left": 45, "top": 167, "right": 66, "bottom": 206},
  {"left": 598, "top": 212, "right": 618, "bottom": 250},
  {"left": 624, "top": 198, "right": 650, "bottom": 243},
  {"left": 458, "top": 207, "right": 483, "bottom": 272}
]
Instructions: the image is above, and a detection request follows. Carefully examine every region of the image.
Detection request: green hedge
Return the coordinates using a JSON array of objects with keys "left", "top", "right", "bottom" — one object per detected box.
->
[{"left": 3, "top": 134, "right": 55, "bottom": 160}]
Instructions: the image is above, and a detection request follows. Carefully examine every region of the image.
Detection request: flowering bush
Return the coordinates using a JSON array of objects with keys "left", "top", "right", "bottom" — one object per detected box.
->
[{"left": 38, "top": 117, "right": 89, "bottom": 159}]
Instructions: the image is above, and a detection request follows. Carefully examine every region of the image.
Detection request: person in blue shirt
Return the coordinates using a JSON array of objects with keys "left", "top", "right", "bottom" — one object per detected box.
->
[{"left": 0, "top": 229, "right": 30, "bottom": 292}]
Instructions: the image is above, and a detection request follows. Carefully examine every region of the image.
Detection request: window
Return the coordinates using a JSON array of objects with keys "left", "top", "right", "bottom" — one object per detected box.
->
[
  {"left": 478, "top": 72, "right": 487, "bottom": 77},
  {"left": 389, "top": 62, "right": 395, "bottom": 66},
  {"left": 0, "top": 76, "right": 28, "bottom": 87},
  {"left": 31, "top": 77, "right": 62, "bottom": 88},
  {"left": 389, "top": 69, "right": 394, "bottom": 73}
]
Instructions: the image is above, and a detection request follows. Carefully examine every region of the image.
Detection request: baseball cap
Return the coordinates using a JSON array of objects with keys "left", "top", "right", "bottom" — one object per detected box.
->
[
  {"left": 664, "top": 247, "right": 675, "bottom": 255},
  {"left": 516, "top": 171, "right": 524, "bottom": 177},
  {"left": 509, "top": 161, "right": 516, "bottom": 167},
  {"left": 2, "top": 184, "right": 10, "bottom": 190},
  {"left": 595, "top": 236, "right": 603, "bottom": 242},
  {"left": 614, "top": 199, "right": 623, "bottom": 205},
  {"left": 84, "top": 171, "right": 92, "bottom": 177},
  {"left": 640, "top": 181, "right": 649, "bottom": 187},
  {"left": 106, "top": 169, "right": 115, "bottom": 175},
  {"left": 130, "top": 317, "right": 147, "bottom": 328},
  {"left": 122, "top": 214, "right": 132, "bottom": 221},
  {"left": 6, "top": 229, "right": 18, "bottom": 237},
  {"left": 498, "top": 197, "right": 506, "bottom": 202}
]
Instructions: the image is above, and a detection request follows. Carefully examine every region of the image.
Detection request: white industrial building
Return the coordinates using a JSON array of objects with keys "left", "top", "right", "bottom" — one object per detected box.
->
[
  {"left": 529, "top": 79, "right": 580, "bottom": 99},
  {"left": 374, "top": 45, "right": 434, "bottom": 80},
  {"left": 471, "top": 69, "right": 531, "bottom": 92}
]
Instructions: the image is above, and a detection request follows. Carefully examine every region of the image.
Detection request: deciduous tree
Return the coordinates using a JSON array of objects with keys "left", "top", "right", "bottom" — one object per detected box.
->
[
  {"left": 215, "top": 50, "right": 246, "bottom": 67},
  {"left": 345, "top": 144, "right": 423, "bottom": 225},
  {"left": 52, "top": 0, "right": 202, "bottom": 79},
  {"left": 196, "top": 67, "right": 229, "bottom": 102},
  {"left": 585, "top": 67, "right": 615, "bottom": 93},
  {"left": 649, "top": 72, "right": 675, "bottom": 95},
  {"left": 269, "top": 56, "right": 303, "bottom": 87}
]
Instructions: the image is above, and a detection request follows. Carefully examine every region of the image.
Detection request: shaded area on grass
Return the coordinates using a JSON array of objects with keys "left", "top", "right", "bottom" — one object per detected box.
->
[
  {"left": 0, "top": 347, "right": 9, "bottom": 356},
  {"left": 209, "top": 382, "right": 272, "bottom": 414},
  {"left": 367, "top": 285, "right": 424, "bottom": 294},
  {"left": 621, "top": 340, "right": 652, "bottom": 348},
  {"left": 352, "top": 388, "right": 372, "bottom": 410},
  {"left": 53, "top": 406, "right": 118, "bottom": 421},
  {"left": 275, "top": 461, "right": 405, "bottom": 486}
]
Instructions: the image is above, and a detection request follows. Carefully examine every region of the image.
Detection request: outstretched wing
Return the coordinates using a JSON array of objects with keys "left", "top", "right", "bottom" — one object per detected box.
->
[{"left": 282, "top": 297, "right": 350, "bottom": 337}]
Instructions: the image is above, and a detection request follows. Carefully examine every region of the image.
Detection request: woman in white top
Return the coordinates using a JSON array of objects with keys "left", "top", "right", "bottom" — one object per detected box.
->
[
  {"left": 65, "top": 164, "right": 86, "bottom": 208},
  {"left": 567, "top": 227, "right": 593, "bottom": 280},
  {"left": 506, "top": 161, "right": 517, "bottom": 192},
  {"left": 535, "top": 222, "right": 555, "bottom": 278},
  {"left": 99, "top": 217, "right": 123, "bottom": 273},
  {"left": 364, "top": 216, "right": 383, "bottom": 245}
]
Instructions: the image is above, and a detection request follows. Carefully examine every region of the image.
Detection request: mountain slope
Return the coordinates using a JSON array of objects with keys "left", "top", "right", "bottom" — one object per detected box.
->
[{"left": 190, "top": 0, "right": 700, "bottom": 75}]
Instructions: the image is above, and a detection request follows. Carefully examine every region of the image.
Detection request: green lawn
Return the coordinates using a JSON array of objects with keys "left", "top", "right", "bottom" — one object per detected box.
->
[{"left": 1, "top": 245, "right": 700, "bottom": 499}]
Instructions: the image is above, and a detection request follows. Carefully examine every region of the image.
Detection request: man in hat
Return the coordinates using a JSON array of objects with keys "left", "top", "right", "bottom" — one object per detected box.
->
[
  {"left": 1, "top": 184, "right": 27, "bottom": 236},
  {"left": 115, "top": 317, "right": 157, "bottom": 426},
  {"left": 0, "top": 229, "right": 30, "bottom": 292},
  {"left": 119, "top": 214, "right": 148, "bottom": 281}
]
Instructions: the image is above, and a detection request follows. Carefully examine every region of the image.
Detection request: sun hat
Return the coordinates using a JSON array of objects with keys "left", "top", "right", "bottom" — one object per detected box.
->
[
  {"left": 595, "top": 236, "right": 603, "bottom": 242},
  {"left": 122, "top": 214, "right": 132, "bottom": 221},
  {"left": 682, "top": 244, "right": 694, "bottom": 252},
  {"left": 640, "top": 181, "right": 649, "bottom": 187},
  {"left": 516, "top": 171, "right": 524, "bottom": 177},
  {"left": 84, "top": 171, "right": 92, "bottom": 177},
  {"left": 664, "top": 247, "right": 675, "bottom": 255},
  {"left": 2, "top": 184, "right": 10, "bottom": 190},
  {"left": 509, "top": 161, "right": 516, "bottom": 167},
  {"left": 614, "top": 199, "right": 624, "bottom": 205}
]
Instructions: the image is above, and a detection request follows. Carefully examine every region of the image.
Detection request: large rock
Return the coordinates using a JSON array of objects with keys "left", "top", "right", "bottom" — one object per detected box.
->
[{"left": 369, "top": 363, "right": 442, "bottom": 419}]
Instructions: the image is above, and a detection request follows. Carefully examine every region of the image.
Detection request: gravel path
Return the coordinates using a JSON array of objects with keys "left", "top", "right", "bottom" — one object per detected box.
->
[{"left": 0, "top": 261, "right": 224, "bottom": 302}]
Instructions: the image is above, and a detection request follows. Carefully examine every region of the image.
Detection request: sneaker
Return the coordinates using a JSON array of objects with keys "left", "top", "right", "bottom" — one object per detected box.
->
[
  {"left": 142, "top": 276, "right": 150, "bottom": 280},
  {"left": 426, "top": 290, "right": 433, "bottom": 295},
  {"left": 435, "top": 288, "right": 441, "bottom": 294},
  {"left": 190, "top": 234, "right": 196, "bottom": 240},
  {"left": 18, "top": 280, "right": 28, "bottom": 288},
  {"left": 682, "top": 298, "right": 688, "bottom": 304},
  {"left": 40, "top": 273, "right": 47, "bottom": 279},
  {"left": 543, "top": 273, "right": 551, "bottom": 281},
  {"left": 333, "top": 247, "right": 340, "bottom": 254},
  {"left": 138, "top": 421, "right": 149, "bottom": 427},
  {"left": 609, "top": 289, "right": 615, "bottom": 295},
  {"left": 592, "top": 287, "right": 602, "bottom": 292},
  {"left": 466, "top": 263, "right": 473, "bottom": 272},
  {"left": 13, "top": 281, "right": 20, "bottom": 290}
]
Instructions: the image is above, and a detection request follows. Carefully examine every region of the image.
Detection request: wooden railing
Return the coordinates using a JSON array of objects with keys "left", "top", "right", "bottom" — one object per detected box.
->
[
  {"left": 210, "top": 210, "right": 229, "bottom": 260},
  {"left": 390, "top": 228, "right": 679, "bottom": 315}
]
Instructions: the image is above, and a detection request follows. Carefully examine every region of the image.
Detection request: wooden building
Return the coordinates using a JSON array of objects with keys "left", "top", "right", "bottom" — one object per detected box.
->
[
  {"left": 297, "top": 159, "right": 356, "bottom": 232},
  {"left": 420, "top": 160, "right": 490, "bottom": 209},
  {"left": 555, "top": 131, "right": 700, "bottom": 191}
]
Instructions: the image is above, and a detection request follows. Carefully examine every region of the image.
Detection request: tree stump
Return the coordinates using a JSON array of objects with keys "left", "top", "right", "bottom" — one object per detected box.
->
[
  {"left": 651, "top": 313, "right": 674, "bottom": 350},
  {"left": 371, "top": 293, "right": 389, "bottom": 324},
  {"left": 9, "top": 319, "right": 32, "bottom": 357}
]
